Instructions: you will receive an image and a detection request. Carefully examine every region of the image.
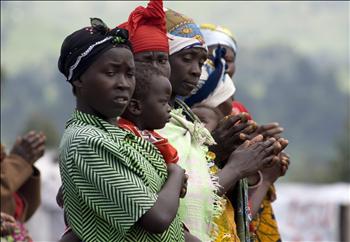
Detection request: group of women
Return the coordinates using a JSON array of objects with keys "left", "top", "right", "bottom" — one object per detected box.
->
[{"left": 56, "top": 1, "right": 290, "bottom": 241}]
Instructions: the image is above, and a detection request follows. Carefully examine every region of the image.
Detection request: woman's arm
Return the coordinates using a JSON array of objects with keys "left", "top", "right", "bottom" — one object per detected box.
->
[
  {"left": 138, "top": 163, "right": 185, "bottom": 233},
  {"left": 216, "top": 137, "right": 278, "bottom": 196},
  {"left": 70, "top": 136, "right": 186, "bottom": 235}
]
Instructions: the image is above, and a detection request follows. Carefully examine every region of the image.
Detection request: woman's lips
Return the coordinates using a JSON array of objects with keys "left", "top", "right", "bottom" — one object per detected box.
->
[
  {"left": 113, "top": 96, "right": 129, "bottom": 105},
  {"left": 183, "top": 81, "right": 197, "bottom": 89}
]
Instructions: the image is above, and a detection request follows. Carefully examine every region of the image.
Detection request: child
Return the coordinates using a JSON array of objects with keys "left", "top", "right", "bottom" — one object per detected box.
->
[
  {"left": 191, "top": 104, "right": 224, "bottom": 132},
  {"left": 118, "top": 62, "right": 187, "bottom": 196}
]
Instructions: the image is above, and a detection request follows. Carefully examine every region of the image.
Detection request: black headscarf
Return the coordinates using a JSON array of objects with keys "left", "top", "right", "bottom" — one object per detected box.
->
[{"left": 58, "top": 18, "right": 132, "bottom": 83}]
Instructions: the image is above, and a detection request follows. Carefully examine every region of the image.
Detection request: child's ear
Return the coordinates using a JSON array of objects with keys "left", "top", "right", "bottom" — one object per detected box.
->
[{"left": 127, "top": 98, "right": 142, "bottom": 116}]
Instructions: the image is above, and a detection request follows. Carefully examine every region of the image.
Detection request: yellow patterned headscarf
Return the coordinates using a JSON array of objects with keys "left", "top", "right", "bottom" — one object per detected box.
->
[
  {"left": 165, "top": 8, "right": 207, "bottom": 55},
  {"left": 165, "top": 8, "right": 204, "bottom": 43}
]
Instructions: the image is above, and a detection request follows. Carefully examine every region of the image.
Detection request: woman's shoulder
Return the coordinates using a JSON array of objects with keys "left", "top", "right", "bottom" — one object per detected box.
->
[
  {"left": 68, "top": 123, "right": 108, "bottom": 138},
  {"left": 60, "top": 123, "right": 112, "bottom": 150}
]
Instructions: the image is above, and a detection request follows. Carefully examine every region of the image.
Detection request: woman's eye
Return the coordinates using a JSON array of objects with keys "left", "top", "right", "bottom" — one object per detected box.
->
[
  {"left": 127, "top": 72, "right": 135, "bottom": 78},
  {"left": 183, "top": 56, "right": 192, "bottom": 62},
  {"left": 106, "top": 71, "right": 115, "bottom": 76},
  {"left": 158, "top": 58, "right": 167, "bottom": 64}
]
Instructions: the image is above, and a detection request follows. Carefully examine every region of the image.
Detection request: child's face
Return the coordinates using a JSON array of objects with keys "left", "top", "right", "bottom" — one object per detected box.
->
[
  {"left": 140, "top": 75, "right": 172, "bottom": 130},
  {"left": 77, "top": 47, "right": 135, "bottom": 120},
  {"left": 217, "top": 96, "right": 234, "bottom": 117},
  {"left": 192, "top": 106, "right": 220, "bottom": 132}
]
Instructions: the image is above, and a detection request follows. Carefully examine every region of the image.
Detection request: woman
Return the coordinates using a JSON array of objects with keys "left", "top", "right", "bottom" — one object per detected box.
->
[
  {"left": 157, "top": 8, "right": 284, "bottom": 241},
  {"left": 57, "top": 18, "right": 186, "bottom": 241},
  {"left": 118, "top": 0, "right": 171, "bottom": 78},
  {"left": 200, "top": 23, "right": 290, "bottom": 241}
]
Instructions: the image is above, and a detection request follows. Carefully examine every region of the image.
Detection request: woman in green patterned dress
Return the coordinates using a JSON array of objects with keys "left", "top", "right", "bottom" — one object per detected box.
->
[{"left": 57, "top": 18, "right": 187, "bottom": 242}]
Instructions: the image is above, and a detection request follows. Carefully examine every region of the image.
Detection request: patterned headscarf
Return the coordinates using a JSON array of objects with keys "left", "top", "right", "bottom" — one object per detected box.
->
[
  {"left": 165, "top": 8, "right": 207, "bottom": 55},
  {"left": 118, "top": 0, "right": 169, "bottom": 54},
  {"left": 200, "top": 23, "right": 237, "bottom": 54},
  {"left": 58, "top": 18, "right": 131, "bottom": 82}
]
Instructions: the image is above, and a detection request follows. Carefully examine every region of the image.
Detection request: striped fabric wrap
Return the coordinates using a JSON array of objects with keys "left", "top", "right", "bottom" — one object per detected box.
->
[{"left": 58, "top": 110, "right": 184, "bottom": 242}]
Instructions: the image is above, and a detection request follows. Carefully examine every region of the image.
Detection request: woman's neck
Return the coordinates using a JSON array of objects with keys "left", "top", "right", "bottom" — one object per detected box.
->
[{"left": 76, "top": 100, "right": 115, "bottom": 125}]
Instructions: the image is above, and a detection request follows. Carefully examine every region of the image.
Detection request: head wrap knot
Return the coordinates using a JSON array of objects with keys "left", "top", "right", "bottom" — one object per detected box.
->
[{"left": 118, "top": 0, "right": 169, "bottom": 54}]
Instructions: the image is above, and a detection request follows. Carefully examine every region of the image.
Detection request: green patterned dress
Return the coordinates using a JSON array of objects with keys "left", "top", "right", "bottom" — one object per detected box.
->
[{"left": 58, "top": 110, "right": 184, "bottom": 242}]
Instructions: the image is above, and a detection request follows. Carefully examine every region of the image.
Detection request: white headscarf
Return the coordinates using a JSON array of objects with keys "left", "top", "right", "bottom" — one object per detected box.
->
[
  {"left": 200, "top": 25, "right": 237, "bottom": 53},
  {"left": 198, "top": 71, "right": 236, "bottom": 108},
  {"left": 167, "top": 33, "right": 207, "bottom": 55}
]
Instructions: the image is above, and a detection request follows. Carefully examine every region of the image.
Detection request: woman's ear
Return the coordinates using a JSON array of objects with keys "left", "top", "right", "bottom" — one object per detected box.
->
[
  {"left": 72, "top": 78, "right": 83, "bottom": 89},
  {"left": 127, "top": 98, "right": 142, "bottom": 116},
  {"left": 71, "top": 78, "right": 83, "bottom": 96}
]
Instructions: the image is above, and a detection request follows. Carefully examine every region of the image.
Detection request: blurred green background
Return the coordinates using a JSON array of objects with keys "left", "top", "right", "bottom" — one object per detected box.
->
[{"left": 1, "top": 1, "right": 349, "bottom": 183}]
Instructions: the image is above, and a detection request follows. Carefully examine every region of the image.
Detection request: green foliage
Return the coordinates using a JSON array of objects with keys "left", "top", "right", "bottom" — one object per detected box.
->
[
  {"left": 235, "top": 44, "right": 348, "bottom": 172},
  {"left": 329, "top": 118, "right": 350, "bottom": 182}
]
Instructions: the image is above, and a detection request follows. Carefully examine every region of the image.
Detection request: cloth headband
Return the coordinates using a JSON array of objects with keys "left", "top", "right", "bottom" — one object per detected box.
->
[
  {"left": 168, "top": 33, "right": 207, "bottom": 55},
  {"left": 58, "top": 18, "right": 131, "bottom": 82}
]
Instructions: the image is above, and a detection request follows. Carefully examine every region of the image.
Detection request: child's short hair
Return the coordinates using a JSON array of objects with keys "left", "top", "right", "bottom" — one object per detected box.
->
[
  {"left": 133, "top": 62, "right": 168, "bottom": 101},
  {"left": 192, "top": 103, "right": 224, "bottom": 119}
]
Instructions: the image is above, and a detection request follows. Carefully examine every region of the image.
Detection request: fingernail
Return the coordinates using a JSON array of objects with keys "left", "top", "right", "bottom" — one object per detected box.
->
[{"left": 239, "top": 133, "right": 246, "bottom": 140}]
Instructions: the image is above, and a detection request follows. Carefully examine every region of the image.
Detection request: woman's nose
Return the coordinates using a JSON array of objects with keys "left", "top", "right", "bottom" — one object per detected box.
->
[{"left": 191, "top": 63, "right": 201, "bottom": 77}]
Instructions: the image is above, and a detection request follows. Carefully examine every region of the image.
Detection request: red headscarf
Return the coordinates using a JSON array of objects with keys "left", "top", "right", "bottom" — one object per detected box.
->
[{"left": 118, "top": 0, "right": 169, "bottom": 54}]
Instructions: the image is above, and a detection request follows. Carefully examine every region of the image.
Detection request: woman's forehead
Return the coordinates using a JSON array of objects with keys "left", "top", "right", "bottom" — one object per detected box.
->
[
  {"left": 135, "top": 51, "right": 168, "bottom": 58},
  {"left": 98, "top": 47, "right": 134, "bottom": 64}
]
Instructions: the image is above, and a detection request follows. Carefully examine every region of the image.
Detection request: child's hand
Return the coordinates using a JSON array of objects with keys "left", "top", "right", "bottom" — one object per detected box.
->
[
  {"left": 56, "top": 186, "right": 64, "bottom": 208},
  {"left": 10, "top": 130, "right": 46, "bottom": 165},
  {"left": 167, "top": 164, "right": 187, "bottom": 198},
  {"left": 167, "top": 163, "right": 185, "bottom": 176},
  {"left": 180, "top": 174, "right": 188, "bottom": 198},
  {"left": 1, "top": 212, "right": 17, "bottom": 236}
]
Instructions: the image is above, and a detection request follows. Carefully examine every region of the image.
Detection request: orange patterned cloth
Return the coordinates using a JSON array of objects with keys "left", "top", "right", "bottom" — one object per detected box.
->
[
  {"left": 250, "top": 186, "right": 281, "bottom": 242},
  {"left": 213, "top": 197, "right": 240, "bottom": 242}
]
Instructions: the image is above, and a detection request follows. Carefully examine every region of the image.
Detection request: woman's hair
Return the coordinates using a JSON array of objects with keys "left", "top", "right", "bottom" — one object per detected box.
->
[
  {"left": 58, "top": 18, "right": 133, "bottom": 88},
  {"left": 133, "top": 62, "right": 167, "bottom": 101}
]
